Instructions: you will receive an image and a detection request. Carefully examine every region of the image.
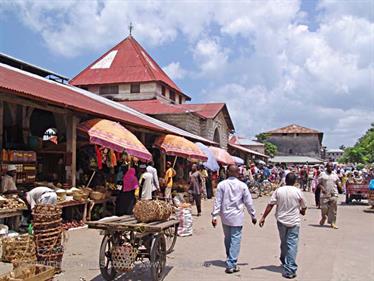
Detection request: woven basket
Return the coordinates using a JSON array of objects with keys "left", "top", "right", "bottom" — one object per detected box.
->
[
  {"left": 111, "top": 243, "right": 138, "bottom": 272},
  {"left": 33, "top": 219, "right": 62, "bottom": 231},
  {"left": 133, "top": 200, "right": 173, "bottom": 223},
  {"left": 1, "top": 234, "right": 36, "bottom": 263},
  {"left": 90, "top": 191, "right": 105, "bottom": 201}
]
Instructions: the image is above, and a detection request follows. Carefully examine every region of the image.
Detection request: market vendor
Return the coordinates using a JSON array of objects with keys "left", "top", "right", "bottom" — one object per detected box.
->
[
  {"left": 1, "top": 165, "right": 18, "bottom": 194},
  {"left": 26, "top": 186, "right": 57, "bottom": 209},
  {"left": 164, "top": 161, "right": 176, "bottom": 201}
]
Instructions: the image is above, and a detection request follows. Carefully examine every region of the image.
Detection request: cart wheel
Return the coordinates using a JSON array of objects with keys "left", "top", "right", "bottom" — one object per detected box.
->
[
  {"left": 165, "top": 224, "right": 178, "bottom": 254},
  {"left": 249, "top": 185, "right": 260, "bottom": 199},
  {"left": 99, "top": 235, "right": 117, "bottom": 281},
  {"left": 150, "top": 233, "right": 167, "bottom": 281}
]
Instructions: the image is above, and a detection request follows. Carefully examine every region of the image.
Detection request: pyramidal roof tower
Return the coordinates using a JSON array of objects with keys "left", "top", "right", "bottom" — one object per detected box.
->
[{"left": 70, "top": 35, "right": 190, "bottom": 103}]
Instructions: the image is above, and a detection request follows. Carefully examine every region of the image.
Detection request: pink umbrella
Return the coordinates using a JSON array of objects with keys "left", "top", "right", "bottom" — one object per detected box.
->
[{"left": 209, "top": 146, "right": 235, "bottom": 165}]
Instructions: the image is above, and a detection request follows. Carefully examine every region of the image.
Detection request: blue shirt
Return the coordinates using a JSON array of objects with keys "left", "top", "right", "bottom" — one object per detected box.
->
[{"left": 212, "top": 177, "right": 256, "bottom": 226}]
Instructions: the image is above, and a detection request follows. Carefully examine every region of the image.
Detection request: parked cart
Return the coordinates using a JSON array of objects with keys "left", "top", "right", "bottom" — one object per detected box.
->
[
  {"left": 345, "top": 182, "right": 369, "bottom": 204},
  {"left": 87, "top": 215, "right": 178, "bottom": 281}
]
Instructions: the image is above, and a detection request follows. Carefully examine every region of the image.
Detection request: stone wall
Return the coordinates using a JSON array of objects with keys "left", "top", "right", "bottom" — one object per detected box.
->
[
  {"left": 154, "top": 113, "right": 201, "bottom": 136},
  {"left": 267, "top": 134, "right": 322, "bottom": 157},
  {"left": 152, "top": 110, "right": 230, "bottom": 149}
]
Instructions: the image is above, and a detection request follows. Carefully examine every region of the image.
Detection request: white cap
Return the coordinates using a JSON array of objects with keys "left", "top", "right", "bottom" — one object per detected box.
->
[{"left": 7, "top": 165, "right": 17, "bottom": 172}]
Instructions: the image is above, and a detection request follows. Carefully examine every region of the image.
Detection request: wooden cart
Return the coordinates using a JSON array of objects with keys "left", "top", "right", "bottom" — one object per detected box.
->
[{"left": 87, "top": 215, "right": 179, "bottom": 281}]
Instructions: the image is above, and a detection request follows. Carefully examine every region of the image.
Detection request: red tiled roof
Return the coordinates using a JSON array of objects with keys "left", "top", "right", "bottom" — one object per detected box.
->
[
  {"left": 0, "top": 63, "right": 217, "bottom": 145},
  {"left": 70, "top": 36, "right": 190, "bottom": 99},
  {"left": 122, "top": 99, "right": 234, "bottom": 130},
  {"left": 0, "top": 63, "right": 162, "bottom": 131},
  {"left": 265, "top": 124, "right": 322, "bottom": 134}
]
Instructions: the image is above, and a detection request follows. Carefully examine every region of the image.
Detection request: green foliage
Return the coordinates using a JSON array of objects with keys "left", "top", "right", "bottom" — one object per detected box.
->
[
  {"left": 340, "top": 123, "right": 374, "bottom": 164},
  {"left": 255, "top": 133, "right": 278, "bottom": 157}
]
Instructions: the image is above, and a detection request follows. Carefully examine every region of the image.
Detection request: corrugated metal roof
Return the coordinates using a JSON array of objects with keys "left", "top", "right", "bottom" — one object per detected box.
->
[
  {"left": 0, "top": 63, "right": 216, "bottom": 145},
  {"left": 122, "top": 99, "right": 234, "bottom": 130},
  {"left": 230, "top": 135, "right": 264, "bottom": 146},
  {"left": 70, "top": 36, "right": 190, "bottom": 100},
  {"left": 229, "top": 143, "right": 269, "bottom": 158},
  {"left": 266, "top": 124, "right": 321, "bottom": 134},
  {"left": 269, "top": 156, "right": 323, "bottom": 164}
]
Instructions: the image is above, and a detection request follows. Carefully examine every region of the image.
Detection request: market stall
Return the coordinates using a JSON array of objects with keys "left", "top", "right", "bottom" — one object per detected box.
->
[
  {"left": 154, "top": 134, "right": 208, "bottom": 191},
  {"left": 74, "top": 118, "right": 152, "bottom": 221}
]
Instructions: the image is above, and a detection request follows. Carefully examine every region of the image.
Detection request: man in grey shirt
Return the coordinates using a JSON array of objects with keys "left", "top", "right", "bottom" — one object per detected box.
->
[{"left": 212, "top": 164, "right": 257, "bottom": 274}]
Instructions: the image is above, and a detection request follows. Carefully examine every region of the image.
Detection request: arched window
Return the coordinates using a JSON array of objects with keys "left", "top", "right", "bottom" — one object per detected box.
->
[{"left": 213, "top": 128, "right": 221, "bottom": 146}]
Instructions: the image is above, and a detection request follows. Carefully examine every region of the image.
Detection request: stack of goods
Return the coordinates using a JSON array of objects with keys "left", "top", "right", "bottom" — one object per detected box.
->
[
  {"left": 32, "top": 205, "right": 64, "bottom": 272},
  {"left": 72, "top": 189, "right": 89, "bottom": 202},
  {"left": 1, "top": 234, "right": 36, "bottom": 265},
  {"left": 0, "top": 196, "right": 27, "bottom": 211},
  {"left": 0, "top": 264, "right": 55, "bottom": 281},
  {"left": 133, "top": 200, "right": 173, "bottom": 223},
  {"left": 176, "top": 205, "right": 193, "bottom": 237},
  {"left": 62, "top": 220, "right": 85, "bottom": 231}
]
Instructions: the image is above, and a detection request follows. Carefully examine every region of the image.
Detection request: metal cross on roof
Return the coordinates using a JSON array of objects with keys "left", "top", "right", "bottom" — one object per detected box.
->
[{"left": 129, "top": 22, "right": 134, "bottom": 36}]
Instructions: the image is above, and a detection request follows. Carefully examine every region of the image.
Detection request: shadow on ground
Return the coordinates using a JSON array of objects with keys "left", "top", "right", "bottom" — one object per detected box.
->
[
  {"left": 308, "top": 224, "right": 333, "bottom": 228},
  {"left": 203, "top": 260, "right": 248, "bottom": 268},
  {"left": 251, "top": 265, "right": 283, "bottom": 273},
  {"left": 90, "top": 265, "right": 173, "bottom": 281}
]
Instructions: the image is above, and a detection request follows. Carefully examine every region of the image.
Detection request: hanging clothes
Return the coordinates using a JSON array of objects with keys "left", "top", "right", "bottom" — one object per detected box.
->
[{"left": 95, "top": 145, "right": 103, "bottom": 170}]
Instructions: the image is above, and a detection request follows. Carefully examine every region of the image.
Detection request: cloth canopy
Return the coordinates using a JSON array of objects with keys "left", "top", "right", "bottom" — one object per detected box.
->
[
  {"left": 154, "top": 134, "right": 208, "bottom": 161},
  {"left": 78, "top": 118, "right": 152, "bottom": 162},
  {"left": 195, "top": 142, "right": 220, "bottom": 171},
  {"left": 232, "top": 156, "right": 245, "bottom": 165},
  {"left": 208, "top": 146, "right": 235, "bottom": 165}
]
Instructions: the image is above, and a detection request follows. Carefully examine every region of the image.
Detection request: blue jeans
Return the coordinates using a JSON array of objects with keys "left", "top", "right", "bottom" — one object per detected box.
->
[
  {"left": 277, "top": 221, "right": 300, "bottom": 275},
  {"left": 222, "top": 224, "right": 243, "bottom": 269}
]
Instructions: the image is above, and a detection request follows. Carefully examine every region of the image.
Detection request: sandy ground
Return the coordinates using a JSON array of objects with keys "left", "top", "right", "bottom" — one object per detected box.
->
[{"left": 1, "top": 192, "right": 373, "bottom": 281}]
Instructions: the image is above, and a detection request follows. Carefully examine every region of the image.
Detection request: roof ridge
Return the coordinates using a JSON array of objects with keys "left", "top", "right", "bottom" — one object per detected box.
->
[
  {"left": 128, "top": 36, "right": 157, "bottom": 81},
  {"left": 70, "top": 37, "right": 128, "bottom": 84}
]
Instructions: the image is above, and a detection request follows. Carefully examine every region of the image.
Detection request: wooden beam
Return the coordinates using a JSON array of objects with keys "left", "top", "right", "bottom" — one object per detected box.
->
[
  {"left": 0, "top": 91, "right": 69, "bottom": 114},
  {"left": 0, "top": 101, "right": 3, "bottom": 150},
  {"left": 66, "top": 115, "right": 79, "bottom": 186}
]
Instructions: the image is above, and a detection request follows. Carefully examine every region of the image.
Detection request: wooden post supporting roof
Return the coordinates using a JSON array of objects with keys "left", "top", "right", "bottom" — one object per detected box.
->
[
  {"left": 0, "top": 101, "right": 3, "bottom": 150},
  {"left": 66, "top": 114, "right": 79, "bottom": 186}
]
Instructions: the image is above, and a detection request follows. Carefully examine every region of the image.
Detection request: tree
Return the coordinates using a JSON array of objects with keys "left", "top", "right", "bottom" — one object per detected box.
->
[
  {"left": 339, "top": 123, "right": 374, "bottom": 164},
  {"left": 255, "top": 133, "right": 278, "bottom": 157},
  {"left": 339, "top": 145, "right": 346, "bottom": 150}
]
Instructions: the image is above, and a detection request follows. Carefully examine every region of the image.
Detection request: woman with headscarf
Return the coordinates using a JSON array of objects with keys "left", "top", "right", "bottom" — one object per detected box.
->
[{"left": 116, "top": 167, "right": 138, "bottom": 215}]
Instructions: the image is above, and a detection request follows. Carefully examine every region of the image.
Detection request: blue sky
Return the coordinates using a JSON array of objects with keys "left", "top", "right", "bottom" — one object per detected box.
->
[{"left": 1, "top": 0, "right": 373, "bottom": 148}]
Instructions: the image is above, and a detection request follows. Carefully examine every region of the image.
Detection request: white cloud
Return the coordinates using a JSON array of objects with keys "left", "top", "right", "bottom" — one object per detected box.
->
[
  {"left": 3, "top": 0, "right": 374, "bottom": 147},
  {"left": 193, "top": 38, "right": 229, "bottom": 75},
  {"left": 162, "top": 62, "right": 187, "bottom": 80}
]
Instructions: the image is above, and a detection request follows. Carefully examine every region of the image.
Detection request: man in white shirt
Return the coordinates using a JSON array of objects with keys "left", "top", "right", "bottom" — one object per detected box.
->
[
  {"left": 139, "top": 164, "right": 154, "bottom": 200},
  {"left": 1, "top": 165, "right": 18, "bottom": 194},
  {"left": 146, "top": 161, "right": 160, "bottom": 192},
  {"left": 259, "top": 172, "right": 307, "bottom": 279},
  {"left": 26, "top": 186, "right": 57, "bottom": 209},
  {"left": 212, "top": 165, "right": 257, "bottom": 274}
]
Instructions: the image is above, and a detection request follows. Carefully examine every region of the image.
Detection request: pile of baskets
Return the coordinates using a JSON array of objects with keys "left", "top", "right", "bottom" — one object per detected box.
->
[
  {"left": 32, "top": 204, "right": 64, "bottom": 272},
  {"left": 1, "top": 234, "right": 36, "bottom": 265}
]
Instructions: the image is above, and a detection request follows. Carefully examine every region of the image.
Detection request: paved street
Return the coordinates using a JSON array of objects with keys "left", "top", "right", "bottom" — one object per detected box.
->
[{"left": 1, "top": 193, "right": 371, "bottom": 281}]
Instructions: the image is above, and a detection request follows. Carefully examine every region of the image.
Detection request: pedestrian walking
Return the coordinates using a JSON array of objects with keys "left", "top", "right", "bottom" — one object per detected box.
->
[
  {"left": 318, "top": 162, "right": 340, "bottom": 229},
  {"left": 211, "top": 164, "right": 257, "bottom": 274},
  {"left": 259, "top": 172, "right": 307, "bottom": 279},
  {"left": 189, "top": 164, "right": 203, "bottom": 216}
]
